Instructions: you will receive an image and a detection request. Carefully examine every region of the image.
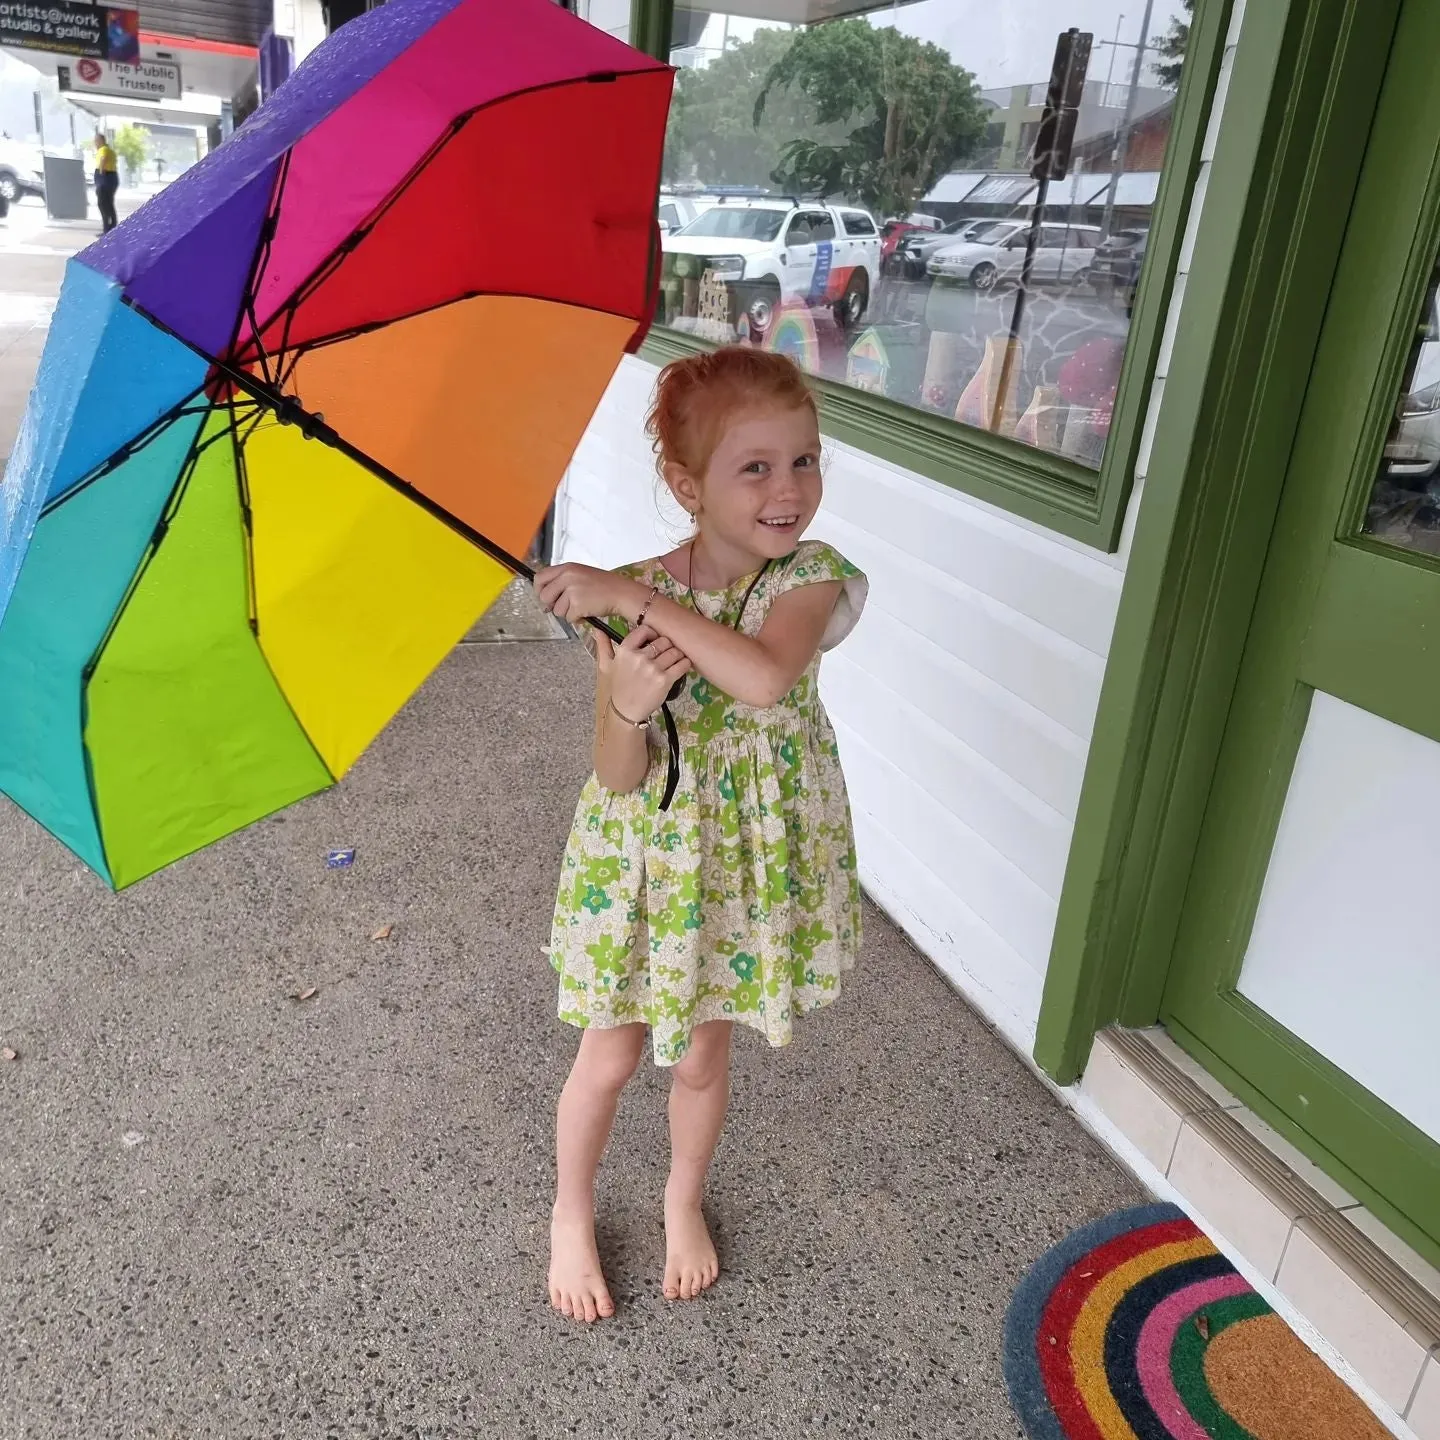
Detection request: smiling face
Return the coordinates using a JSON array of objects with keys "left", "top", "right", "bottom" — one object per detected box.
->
[{"left": 665, "top": 402, "right": 823, "bottom": 570}]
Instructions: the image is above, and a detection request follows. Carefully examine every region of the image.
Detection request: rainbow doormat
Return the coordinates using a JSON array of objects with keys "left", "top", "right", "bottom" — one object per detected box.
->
[{"left": 1003, "top": 1203, "right": 1389, "bottom": 1440}]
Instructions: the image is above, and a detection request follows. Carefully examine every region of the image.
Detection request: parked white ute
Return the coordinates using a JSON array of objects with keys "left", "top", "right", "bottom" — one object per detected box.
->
[
  {"left": 657, "top": 190, "right": 720, "bottom": 234},
  {"left": 661, "top": 197, "right": 882, "bottom": 336}
]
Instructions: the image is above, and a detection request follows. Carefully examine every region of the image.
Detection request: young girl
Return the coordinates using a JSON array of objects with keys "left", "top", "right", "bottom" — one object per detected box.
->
[{"left": 534, "top": 347, "right": 867, "bottom": 1324}]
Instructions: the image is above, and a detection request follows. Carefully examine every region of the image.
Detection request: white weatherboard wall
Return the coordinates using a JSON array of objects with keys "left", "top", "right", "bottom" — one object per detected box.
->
[{"left": 554, "top": 5, "right": 1244, "bottom": 1054}]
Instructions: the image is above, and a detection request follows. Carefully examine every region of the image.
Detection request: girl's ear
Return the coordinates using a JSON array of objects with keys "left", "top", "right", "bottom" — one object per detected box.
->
[{"left": 662, "top": 460, "right": 701, "bottom": 516}]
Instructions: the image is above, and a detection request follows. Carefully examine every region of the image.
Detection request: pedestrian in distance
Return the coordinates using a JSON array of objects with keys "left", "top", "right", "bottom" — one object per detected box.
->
[
  {"left": 93, "top": 131, "right": 119, "bottom": 233},
  {"left": 534, "top": 346, "right": 868, "bottom": 1322}
]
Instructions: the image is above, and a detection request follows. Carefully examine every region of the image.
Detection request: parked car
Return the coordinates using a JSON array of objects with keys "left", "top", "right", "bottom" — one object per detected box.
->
[
  {"left": 927, "top": 221, "right": 1102, "bottom": 291},
  {"left": 661, "top": 198, "right": 882, "bottom": 335},
  {"left": 879, "top": 214, "right": 943, "bottom": 271},
  {"left": 1383, "top": 335, "right": 1440, "bottom": 479},
  {"left": 1089, "top": 229, "right": 1149, "bottom": 308},
  {"left": 0, "top": 138, "right": 45, "bottom": 203},
  {"left": 890, "top": 217, "right": 992, "bottom": 278},
  {"left": 657, "top": 190, "right": 719, "bottom": 235}
]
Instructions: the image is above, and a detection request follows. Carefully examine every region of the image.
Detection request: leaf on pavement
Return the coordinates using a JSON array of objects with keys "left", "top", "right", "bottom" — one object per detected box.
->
[
  {"left": 294, "top": 986, "right": 319, "bottom": 1002},
  {"left": 370, "top": 924, "right": 393, "bottom": 941}
]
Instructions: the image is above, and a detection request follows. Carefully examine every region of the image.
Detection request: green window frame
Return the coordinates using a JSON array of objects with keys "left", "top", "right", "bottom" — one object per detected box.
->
[{"left": 625, "top": 0, "right": 1232, "bottom": 550}]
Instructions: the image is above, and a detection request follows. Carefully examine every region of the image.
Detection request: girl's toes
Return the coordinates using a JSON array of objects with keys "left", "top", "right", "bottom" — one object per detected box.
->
[
  {"left": 580, "top": 1294, "right": 598, "bottom": 1324},
  {"left": 597, "top": 1291, "right": 616, "bottom": 1318}
]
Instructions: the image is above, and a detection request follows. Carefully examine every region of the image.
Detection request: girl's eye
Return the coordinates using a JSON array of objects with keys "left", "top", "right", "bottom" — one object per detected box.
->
[
  {"left": 743, "top": 461, "right": 768, "bottom": 476},
  {"left": 795, "top": 454, "right": 818, "bottom": 469}
]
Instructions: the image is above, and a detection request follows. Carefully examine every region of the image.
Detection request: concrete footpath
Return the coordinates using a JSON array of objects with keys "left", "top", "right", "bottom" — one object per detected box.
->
[{"left": 0, "top": 198, "right": 1143, "bottom": 1439}]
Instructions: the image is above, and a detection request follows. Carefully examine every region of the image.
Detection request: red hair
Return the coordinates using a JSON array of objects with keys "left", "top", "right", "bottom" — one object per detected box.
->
[{"left": 645, "top": 347, "right": 818, "bottom": 478}]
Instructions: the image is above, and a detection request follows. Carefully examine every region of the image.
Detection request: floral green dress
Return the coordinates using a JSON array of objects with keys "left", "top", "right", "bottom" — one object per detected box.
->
[{"left": 548, "top": 540, "right": 868, "bottom": 1066}]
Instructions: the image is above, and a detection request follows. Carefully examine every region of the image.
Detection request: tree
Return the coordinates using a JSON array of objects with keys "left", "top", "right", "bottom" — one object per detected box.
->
[
  {"left": 112, "top": 124, "right": 148, "bottom": 182},
  {"left": 664, "top": 27, "right": 849, "bottom": 192},
  {"left": 1151, "top": 0, "right": 1194, "bottom": 90},
  {"left": 753, "top": 20, "right": 985, "bottom": 218}
]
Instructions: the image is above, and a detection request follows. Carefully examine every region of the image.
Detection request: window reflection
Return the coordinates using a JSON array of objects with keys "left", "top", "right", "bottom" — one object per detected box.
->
[
  {"left": 568, "top": 0, "right": 631, "bottom": 43},
  {"left": 1368, "top": 258, "right": 1440, "bottom": 556},
  {"left": 657, "top": 0, "right": 1195, "bottom": 468}
]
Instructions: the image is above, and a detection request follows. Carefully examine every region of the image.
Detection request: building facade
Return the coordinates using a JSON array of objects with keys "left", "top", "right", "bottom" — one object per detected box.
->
[{"left": 554, "top": 0, "right": 1440, "bottom": 1429}]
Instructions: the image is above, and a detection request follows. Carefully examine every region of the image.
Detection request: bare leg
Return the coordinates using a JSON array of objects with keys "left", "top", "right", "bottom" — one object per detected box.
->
[
  {"left": 549, "top": 1023, "right": 645, "bottom": 1323},
  {"left": 664, "top": 1020, "right": 733, "bottom": 1300}
]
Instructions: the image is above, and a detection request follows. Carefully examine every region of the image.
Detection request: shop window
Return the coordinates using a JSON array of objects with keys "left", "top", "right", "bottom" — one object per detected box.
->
[
  {"left": 1369, "top": 255, "right": 1440, "bottom": 555},
  {"left": 569, "top": 0, "right": 631, "bottom": 43},
  {"left": 635, "top": 0, "right": 1222, "bottom": 543}
]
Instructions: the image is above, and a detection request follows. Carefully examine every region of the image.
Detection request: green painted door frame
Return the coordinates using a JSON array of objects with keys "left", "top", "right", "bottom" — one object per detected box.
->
[
  {"left": 1037, "top": 0, "right": 1440, "bottom": 1266},
  {"left": 1037, "top": 0, "right": 1399, "bottom": 1083},
  {"left": 1159, "top": 0, "right": 1440, "bottom": 1261}
]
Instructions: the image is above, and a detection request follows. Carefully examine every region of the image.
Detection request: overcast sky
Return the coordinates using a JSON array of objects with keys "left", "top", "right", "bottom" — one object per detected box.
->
[
  {"left": 692, "top": 0, "right": 1189, "bottom": 91},
  {"left": 875, "top": 0, "right": 1188, "bottom": 88}
]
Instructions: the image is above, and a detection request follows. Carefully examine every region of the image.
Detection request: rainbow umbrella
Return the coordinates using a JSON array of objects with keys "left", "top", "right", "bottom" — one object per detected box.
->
[{"left": 0, "top": 0, "right": 671, "bottom": 889}]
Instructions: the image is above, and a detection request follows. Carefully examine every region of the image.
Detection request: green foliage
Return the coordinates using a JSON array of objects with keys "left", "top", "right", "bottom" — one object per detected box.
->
[
  {"left": 1152, "top": 0, "right": 1195, "bottom": 90},
  {"left": 754, "top": 20, "right": 985, "bottom": 217},
  {"left": 665, "top": 20, "right": 984, "bottom": 218},
  {"left": 112, "top": 124, "right": 149, "bottom": 180},
  {"left": 665, "top": 27, "right": 847, "bottom": 193}
]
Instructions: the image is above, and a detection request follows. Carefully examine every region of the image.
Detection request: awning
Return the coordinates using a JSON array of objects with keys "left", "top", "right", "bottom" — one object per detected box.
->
[
  {"left": 923, "top": 168, "right": 1165, "bottom": 210},
  {"left": 1077, "top": 171, "right": 1162, "bottom": 207},
  {"left": 964, "top": 174, "right": 1038, "bottom": 206},
  {"left": 139, "top": 0, "right": 270, "bottom": 49},
  {"left": 923, "top": 171, "right": 988, "bottom": 204}
]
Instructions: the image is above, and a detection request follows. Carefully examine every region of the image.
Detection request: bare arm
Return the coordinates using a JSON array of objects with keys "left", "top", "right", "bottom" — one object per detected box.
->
[
  {"left": 588, "top": 624, "right": 691, "bottom": 793},
  {"left": 534, "top": 564, "right": 843, "bottom": 710},
  {"left": 637, "top": 581, "right": 843, "bottom": 708}
]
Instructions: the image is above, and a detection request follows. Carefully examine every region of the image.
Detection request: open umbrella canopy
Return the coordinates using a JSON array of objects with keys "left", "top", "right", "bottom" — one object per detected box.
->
[{"left": 0, "top": 0, "right": 672, "bottom": 889}]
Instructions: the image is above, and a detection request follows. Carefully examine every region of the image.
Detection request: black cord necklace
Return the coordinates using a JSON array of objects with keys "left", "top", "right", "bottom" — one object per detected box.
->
[{"left": 686, "top": 537, "right": 771, "bottom": 628}]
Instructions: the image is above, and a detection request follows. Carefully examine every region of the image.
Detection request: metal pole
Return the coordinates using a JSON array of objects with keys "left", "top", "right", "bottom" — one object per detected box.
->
[
  {"left": 1099, "top": 0, "right": 1153, "bottom": 241},
  {"left": 989, "top": 174, "right": 1049, "bottom": 433},
  {"left": 1103, "top": 14, "right": 1124, "bottom": 105}
]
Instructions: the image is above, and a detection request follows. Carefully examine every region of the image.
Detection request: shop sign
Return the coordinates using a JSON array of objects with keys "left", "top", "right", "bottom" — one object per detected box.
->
[
  {"left": 0, "top": 2, "right": 140, "bottom": 62},
  {"left": 60, "top": 56, "right": 182, "bottom": 101}
]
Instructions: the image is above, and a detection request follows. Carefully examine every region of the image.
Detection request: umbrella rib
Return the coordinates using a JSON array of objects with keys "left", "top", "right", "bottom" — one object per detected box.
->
[
  {"left": 122, "top": 312, "right": 624, "bottom": 648},
  {"left": 223, "top": 150, "right": 291, "bottom": 383},
  {"left": 79, "top": 412, "right": 221, "bottom": 686},
  {"left": 239, "top": 67, "right": 664, "bottom": 368},
  {"left": 36, "top": 393, "right": 221, "bottom": 520},
  {"left": 229, "top": 392, "right": 260, "bottom": 636},
  {"left": 273, "top": 286, "right": 648, "bottom": 369},
  {"left": 257, "top": 109, "right": 472, "bottom": 355},
  {"left": 223, "top": 390, "right": 338, "bottom": 785}
]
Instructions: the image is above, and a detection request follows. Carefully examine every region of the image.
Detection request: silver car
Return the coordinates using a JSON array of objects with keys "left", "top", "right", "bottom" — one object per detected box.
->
[{"left": 928, "top": 221, "right": 1102, "bottom": 291}]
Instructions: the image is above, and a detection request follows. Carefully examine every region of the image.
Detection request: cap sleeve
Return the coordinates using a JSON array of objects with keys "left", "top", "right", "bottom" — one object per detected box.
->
[{"left": 779, "top": 541, "right": 868, "bottom": 651}]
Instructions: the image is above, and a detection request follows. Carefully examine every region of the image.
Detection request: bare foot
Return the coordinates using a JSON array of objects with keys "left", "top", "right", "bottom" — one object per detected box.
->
[
  {"left": 663, "top": 1189, "right": 719, "bottom": 1301},
  {"left": 548, "top": 1206, "right": 615, "bottom": 1323}
]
